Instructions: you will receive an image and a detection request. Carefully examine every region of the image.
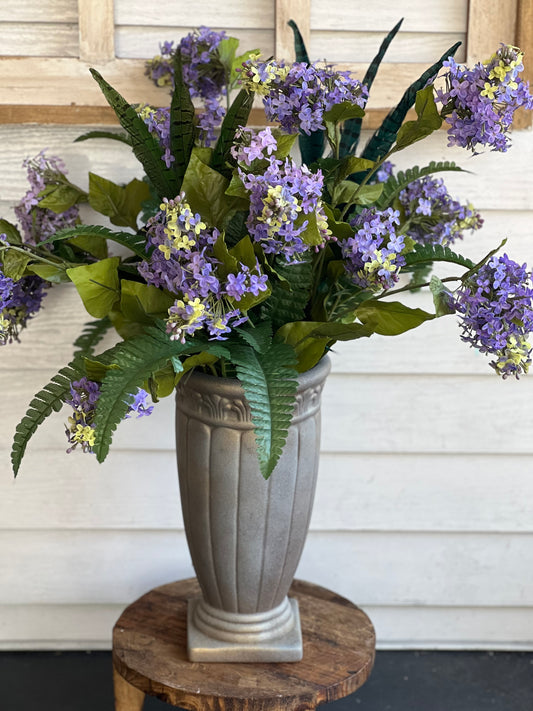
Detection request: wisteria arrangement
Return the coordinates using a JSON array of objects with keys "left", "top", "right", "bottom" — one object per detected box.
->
[{"left": 2, "top": 21, "right": 533, "bottom": 479}]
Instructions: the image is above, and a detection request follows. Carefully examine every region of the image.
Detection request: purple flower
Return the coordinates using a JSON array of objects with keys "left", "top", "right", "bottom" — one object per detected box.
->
[
  {"left": 231, "top": 127, "right": 278, "bottom": 166},
  {"left": 14, "top": 151, "right": 80, "bottom": 245},
  {"left": 342, "top": 207, "right": 404, "bottom": 290},
  {"left": 398, "top": 175, "right": 483, "bottom": 246},
  {"left": 452, "top": 254, "right": 533, "bottom": 377},
  {"left": 64, "top": 377, "right": 153, "bottom": 453},
  {"left": 436, "top": 45, "right": 533, "bottom": 153},
  {"left": 239, "top": 58, "right": 368, "bottom": 135},
  {"left": 0, "top": 267, "right": 47, "bottom": 345}
]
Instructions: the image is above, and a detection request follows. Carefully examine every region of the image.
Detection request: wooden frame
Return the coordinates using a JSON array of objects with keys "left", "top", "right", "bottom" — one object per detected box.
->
[{"left": 0, "top": 0, "right": 531, "bottom": 127}]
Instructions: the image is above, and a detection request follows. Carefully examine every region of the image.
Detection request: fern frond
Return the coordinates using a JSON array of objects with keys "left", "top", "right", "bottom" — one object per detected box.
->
[
  {"left": 261, "top": 259, "right": 313, "bottom": 331},
  {"left": 404, "top": 243, "right": 475, "bottom": 270},
  {"left": 378, "top": 161, "right": 464, "bottom": 207},
  {"left": 11, "top": 361, "right": 85, "bottom": 476},
  {"left": 41, "top": 225, "right": 148, "bottom": 259},
  {"left": 72, "top": 317, "right": 112, "bottom": 359},
  {"left": 229, "top": 342, "right": 298, "bottom": 479}
]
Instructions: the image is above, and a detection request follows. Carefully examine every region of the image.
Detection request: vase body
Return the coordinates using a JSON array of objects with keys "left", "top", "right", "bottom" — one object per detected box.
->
[{"left": 175, "top": 356, "right": 330, "bottom": 662}]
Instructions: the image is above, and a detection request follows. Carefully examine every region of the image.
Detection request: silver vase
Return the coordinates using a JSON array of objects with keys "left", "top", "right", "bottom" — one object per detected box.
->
[{"left": 175, "top": 355, "right": 330, "bottom": 662}]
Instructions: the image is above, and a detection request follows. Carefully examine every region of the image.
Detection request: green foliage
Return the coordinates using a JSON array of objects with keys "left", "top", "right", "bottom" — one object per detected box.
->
[
  {"left": 119, "top": 280, "right": 174, "bottom": 323},
  {"left": 0, "top": 219, "right": 22, "bottom": 245},
  {"left": 182, "top": 152, "right": 242, "bottom": 226},
  {"left": 11, "top": 318, "right": 111, "bottom": 477},
  {"left": 261, "top": 259, "right": 313, "bottom": 331},
  {"left": 362, "top": 41, "right": 461, "bottom": 161},
  {"left": 66, "top": 257, "right": 121, "bottom": 318},
  {"left": 377, "top": 161, "right": 464, "bottom": 208},
  {"left": 37, "top": 179, "right": 87, "bottom": 214},
  {"left": 88, "top": 174, "right": 150, "bottom": 231},
  {"left": 340, "top": 19, "right": 404, "bottom": 156},
  {"left": 1, "top": 249, "right": 30, "bottom": 280},
  {"left": 392, "top": 86, "right": 443, "bottom": 152},
  {"left": 403, "top": 243, "right": 475, "bottom": 271},
  {"left": 228, "top": 340, "right": 298, "bottom": 479},
  {"left": 41, "top": 224, "right": 148, "bottom": 259},
  {"left": 89, "top": 68, "right": 179, "bottom": 200},
  {"left": 211, "top": 89, "right": 255, "bottom": 176},
  {"left": 355, "top": 300, "right": 435, "bottom": 336},
  {"left": 92, "top": 328, "right": 221, "bottom": 462},
  {"left": 74, "top": 130, "right": 132, "bottom": 146},
  {"left": 170, "top": 50, "right": 196, "bottom": 190}
]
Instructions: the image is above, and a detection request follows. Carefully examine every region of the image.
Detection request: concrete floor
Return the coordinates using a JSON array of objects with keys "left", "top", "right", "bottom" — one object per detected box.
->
[{"left": 1, "top": 650, "right": 532, "bottom": 710}]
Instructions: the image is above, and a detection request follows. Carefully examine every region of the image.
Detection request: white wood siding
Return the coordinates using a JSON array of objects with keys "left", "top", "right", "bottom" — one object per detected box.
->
[{"left": 1, "top": 0, "right": 533, "bottom": 651}]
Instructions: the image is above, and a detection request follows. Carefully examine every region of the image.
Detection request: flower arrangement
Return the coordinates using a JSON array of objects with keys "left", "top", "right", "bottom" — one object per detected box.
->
[{"left": 2, "top": 21, "right": 533, "bottom": 479}]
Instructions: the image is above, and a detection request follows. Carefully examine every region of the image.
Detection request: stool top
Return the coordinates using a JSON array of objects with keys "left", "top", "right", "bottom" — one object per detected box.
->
[{"left": 112, "top": 578, "right": 375, "bottom": 711}]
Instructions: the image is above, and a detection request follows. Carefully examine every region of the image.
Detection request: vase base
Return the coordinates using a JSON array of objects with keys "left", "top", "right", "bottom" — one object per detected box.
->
[{"left": 187, "top": 597, "right": 303, "bottom": 662}]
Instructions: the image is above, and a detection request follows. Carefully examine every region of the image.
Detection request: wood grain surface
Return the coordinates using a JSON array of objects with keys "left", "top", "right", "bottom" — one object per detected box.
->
[{"left": 112, "top": 578, "right": 376, "bottom": 710}]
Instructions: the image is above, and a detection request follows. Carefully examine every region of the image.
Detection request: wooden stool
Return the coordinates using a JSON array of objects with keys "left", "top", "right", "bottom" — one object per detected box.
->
[{"left": 112, "top": 578, "right": 376, "bottom": 711}]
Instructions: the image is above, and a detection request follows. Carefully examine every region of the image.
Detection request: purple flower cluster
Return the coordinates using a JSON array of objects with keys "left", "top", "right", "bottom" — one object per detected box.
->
[
  {"left": 399, "top": 175, "right": 483, "bottom": 246},
  {"left": 0, "top": 265, "right": 46, "bottom": 345},
  {"left": 235, "top": 129, "right": 332, "bottom": 261},
  {"left": 239, "top": 58, "right": 368, "bottom": 135},
  {"left": 145, "top": 27, "right": 228, "bottom": 147},
  {"left": 138, "top": 193, "right": 268, "bottom": 342},
  {"left": 14, "top": 151, "right": 80, "bottom": 245},
  {"left": 453, "top": 254, "right": 533, "bottom": 378},
  {"left": 64, "top": 377, "right": 153, "bottom": 453},
  {"left": 437, "top": 45, "right": 533, "bottom": 153},
  {"left": 342, "top": 207, "right": 405, "bottom": 290}
]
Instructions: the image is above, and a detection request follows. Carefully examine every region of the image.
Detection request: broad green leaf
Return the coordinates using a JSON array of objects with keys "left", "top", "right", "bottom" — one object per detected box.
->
[
  {"left": 218, "top": 36, "right": 240, "bottom": 74},
  {"left": 38, "top": 182, "right": 86, "bottom": 213},
  {"left": 228, "top": 341, "right": 298, "bottom": 479},
  {"left": 272, "top": 130, "right": 298, "bottom": 159},
  {"left": 297, "top": 211, "right": 325, "bottom": 248},
  {"left": 0, "top": 219, "right": 22, "bottom": 245},
  {"left": 430, "top": 275, "right": 455, "bottom": 316},
  {"left": 323, "top": 204, "right": 353, "bottom": 240},
  {"left": 84, "top": 357, "right": 120, "bottom": 382},
  {"left": 2, "top": 249, "right": 30, "bottom": 280},
  {"left": 88, "top": 173, "right": 150, "bottom": 231},
  {"left": 182, "top": 152, "right": 239, "bottom": 225},
  {"left": 393, "top": 85, "right": 442, "bottom": 152},
  {"left": 324, "top": 101, "right": 366, "bottom": 124},
  {"left": 66, "top": 257, "right": 120, "bottom": 318},
  {"left": 27, "top": 263, "right": 70, "bottom": 283},
  {"left": 67, "top": 234, "right": 108, "bottom": 259},
  {"left": 148, "top": 362, "right": 180, "bottom": 399},
  {"left": 120, "top": 279, "right": 174, "bottom": 323},
  {"left": 214, "top": 235, "right": 271, "bottom": 311},
  {"left": 336, "top": 156, "right": 375, "bottom": 183},
  {"left": 355, "top": 300, "right": 435, "bottom": 335},
  {"left": 333, "top": 180, "right": 383, "bottom": 206},
  {"left": 226, "top": 173, "right": 249, "bottom": 200}
]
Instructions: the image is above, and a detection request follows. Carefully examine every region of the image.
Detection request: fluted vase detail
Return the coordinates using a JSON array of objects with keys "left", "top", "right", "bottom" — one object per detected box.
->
[{"left": 175, "top": 356, "right": 330, "bottom": 662}]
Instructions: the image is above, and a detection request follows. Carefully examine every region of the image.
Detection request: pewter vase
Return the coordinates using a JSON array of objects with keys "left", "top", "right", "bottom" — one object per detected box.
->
[{"left": 175, "top": 356, "right": 330, "bottom": 662}]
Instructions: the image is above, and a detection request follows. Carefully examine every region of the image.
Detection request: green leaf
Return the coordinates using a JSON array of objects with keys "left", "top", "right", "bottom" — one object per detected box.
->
[
  {"left": 40, "top": 224, "right": 148, "bottom": 260},
  {"left": 261, "top": 258, "right": 312, "bottom": 331},
  {"left": 88, "top": 173, "right": 150, "bottom": 231},
  {"left": 27, "top": 264, "right": 70, "bottom": 283},
  {"left": 229, "top": 341, "right": 298, "bottom": 479},
  {"left": 430, "top": 275, "right": 455, "bottom": 316},
  {"left": 0, "top": 219, "right": 22, "bottom": 245},
  {"left": 336, "top": 156, "right": 375, "bottom": 183},
  {"left": 362, "top": 40, "right": 461, "bottom": 161},
  {"left": 182, "top": 151, "right": 240, "bottom": 225},
  {"left": 340, "top": 19, "right": 404, "bottom": 156},
  {"left": 324, "top": 101, "right": 366, "bottom": 125},
  {"left": 297, "top": 210, "right": 325, "bottom": 248},
  {"left": 333, "top": 180, "right": 383, "bottom": 207},
  {"left": 120, "top": 280, "right": 174, "bottom": 323},
  {"left": 355, "top": 300, "right": 435, "bottom": 335},
  {"left": 92, "top": 328, "right": 217, "bottom": 462},
  {"left": 377, "top": 161, "right": 464, "bottom": 208},
  {"left": 393, "top": 85, "right": 442, "bottom": 152},
  {"left": 67, "top": 234, "right": 108, "bottom": 260},
  {"left": 72, "top": 317, "right": 112, "bottom": 359},
  {"left": 213, "top": 235, "right": 271, "bottom": 311},
  {"left": 225, "top": 173, "right": 249, "bottom": 200},
  {"left": 218, "top": 36, "right": 240, "bottom": 74},
  {"left": 235, "top": 320, "right": 273, "bottom": 353},
  {"left": 89, "top": 68, "right": 179, "bottom": 200},
  {"left": 74, "top": 130, "right": 132, "bottom": 145},
  {"left": 230, "top": 49, "right": 260, "bottom": 84},
  {"left": 66, "top": 257, "right": 121, "bottom": 318},
  {"left": 11, "top": 361, "right": 84, "bottom": 476},
  {"left": 2, "top": 249, "right": 30, "bottom": 280},
  {"left": 170, "top": 49, "right": 196, "bottom": 189},
  {"left": 272, "top": 129, "right": 298, "bottom": 159},
  {"left": 38, "top": 182, "right": 86, "bottom": 213},
  {"left": 403, "top": 243, "right": 475, "bottom": 271},
  {"left": 288, "top": 19, "right": 310, "bottom": 63},
  {"left": 211, "top": 89, "right": 254, "bottom": 175}
]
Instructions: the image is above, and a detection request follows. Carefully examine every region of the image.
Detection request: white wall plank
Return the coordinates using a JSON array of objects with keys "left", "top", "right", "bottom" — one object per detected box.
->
[
  {"left": 0, "top": 0, "right": 78, "bottom": 23},
  {"left": 114, "top": 0, "right": 274, "bottom": 28},
  {"left": 0, "top": 24, "right": 79, "bottom": 57},
  {"left": 3, "top": 450, "right": 533, "bottom": 534},
  {"left": 310, "top": 0, "right": 468, "bottom": 33},
  {"left": 1, "top": 530, "right": 532, "bottom": 608}
]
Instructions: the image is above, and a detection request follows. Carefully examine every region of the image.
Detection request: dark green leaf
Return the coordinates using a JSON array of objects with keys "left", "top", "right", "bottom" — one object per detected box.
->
[
  {"left": 182, "top": 152, "right": 240, "bottom": 225},
  {"left": 340, "top": 18, "right": 404, "bottom": 156},
  {"left": 89, "top": 68, "right": 179, "bottom": 199},
  {"left": 170, "top": 49, "right": 196, "bottom": 189},
  {"left": 211, "top": 89, "right": 254, "bottom": 175},
  {"left": 261, "top": 258, "right": 312, "bottom": 331},
  {"left": 88, "top": 173, "right": 150, "bottom": 230},
  {"left": 362, "top": 40, "right": 461, "bottom": 161},
  {"left": 377, "top": 161, "right": 464, "bottom": 208},
  {"left": 288, "top": 19, "right": 310, "bottom": 63},
  {"left": 404, "top": 243, "right": 475, "bottom": 271},
  {"left": 74, "top": 130, "right": 132, "bottom": 146},
  {"left": 41, "top": 224, "right": 148, "bottom": 260}
]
